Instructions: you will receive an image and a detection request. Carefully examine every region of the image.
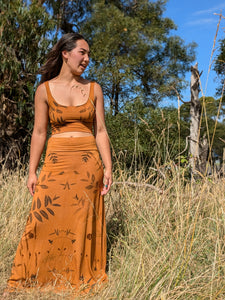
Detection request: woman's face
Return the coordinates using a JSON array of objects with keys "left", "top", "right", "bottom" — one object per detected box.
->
[{"left": 62, "top": 39, "right": 90, "bottom": 75}]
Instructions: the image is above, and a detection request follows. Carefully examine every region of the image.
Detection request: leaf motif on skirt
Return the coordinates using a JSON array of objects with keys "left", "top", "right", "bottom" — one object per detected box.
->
[
  {"left": 44, "top": 195, "right": 49, "bottom": 207},
  {"left": 86, "top": 185, "right": 93, "bottom": 190},
  {"left": 37, "top": 197, "right": 41, "bottom": 209},
  {"left": 33, "top": 211, "right": 43, "bottom": 222},
  {"left": 91, "top": 174, "right": 95, "bottom": 183},
  {"left": 40, "top": 185, "right": 48, "bottom": 189},
  {"left": 46, "top": 208, "right": 55, "bottom": 216},
  {"left": 41, "top": 174, "right": 46, "bottom": 182},
  {"left": 32, "top": 200, "right": 36, "bottom": 210},
  {"left": 29, "top": 213, "right": 32, "bottom": 223},
  {"left": 40, "top": 210, "right": 49, "bottom": 220}
]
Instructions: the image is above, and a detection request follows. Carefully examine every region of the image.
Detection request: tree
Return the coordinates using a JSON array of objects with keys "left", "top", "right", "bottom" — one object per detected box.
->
[
  {"left": 42, "top": 0, "right": 92, "bottom": 34},
  {"left": 106, "top": 98, "right": 184, "bottom": 170},
  {"left": 82, "top": 0, "right": 196, "bottom": 114},
  {"left": 180, "top": 94, "right": 225, "bottom": 169},
  {"left": 214, "top": 38, "right": 225, "bottom": 96},
  {"left": 189, "top": 63, "right": 202, "bottom": 173},
  {"left": 0, "top": 0, "right": 54, "bottom": 168}
]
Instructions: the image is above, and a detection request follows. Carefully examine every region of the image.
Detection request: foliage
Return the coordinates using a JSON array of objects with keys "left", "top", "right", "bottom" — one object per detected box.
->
[
  {"left": 42, "top": 0, "right": 92, "bottom": 33},
  {"left": 180, "top": 96, "right": 225, "bottom": 158},
  {"left": 81, "top": 0, "right": 196, "bottom": 114},
  {"left": 214, "top": 38, "right": 225, "bottom": 96},
  {"left": 0, "top": 0, "right": 55, "bottom": 167},
  {"left": 106, "top": 100, "right": 184, "bottom": 170}
]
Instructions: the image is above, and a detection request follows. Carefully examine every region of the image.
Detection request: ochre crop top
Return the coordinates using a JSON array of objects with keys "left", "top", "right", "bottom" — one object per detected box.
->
[{"left": 45, "top": 81, "right": 96, "bottom": 135}]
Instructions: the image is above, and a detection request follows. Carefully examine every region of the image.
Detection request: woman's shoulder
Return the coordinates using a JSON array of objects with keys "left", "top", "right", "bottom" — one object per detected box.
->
[
  {"left": 93, "top": 81, "right": 103, "bottom": 93},
  {"left": 35, "top": 82, "right": 48, "bottom": 102}
]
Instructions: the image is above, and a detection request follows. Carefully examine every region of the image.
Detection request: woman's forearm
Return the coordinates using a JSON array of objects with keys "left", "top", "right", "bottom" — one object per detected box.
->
[
  {"left": 29, "top": 132, "right": 47, "bottom": 175},
  {"left": 95, "top": 131, "right": 112, "bottom": 171}
]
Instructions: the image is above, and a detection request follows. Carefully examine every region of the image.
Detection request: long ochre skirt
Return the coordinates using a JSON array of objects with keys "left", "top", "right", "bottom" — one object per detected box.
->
[{"left": 7, "top": 136, "right": 107, "bottom": 292}]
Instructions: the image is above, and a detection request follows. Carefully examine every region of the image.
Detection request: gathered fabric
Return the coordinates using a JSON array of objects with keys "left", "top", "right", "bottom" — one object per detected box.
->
[{"left": 7, "top": 136, "right": 107, "bottom": 292}]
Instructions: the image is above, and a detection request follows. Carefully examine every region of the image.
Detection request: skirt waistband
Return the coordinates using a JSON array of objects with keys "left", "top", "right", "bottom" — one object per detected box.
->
[{"left": 47, "top": 135, "right": 98, "bottom": 152}]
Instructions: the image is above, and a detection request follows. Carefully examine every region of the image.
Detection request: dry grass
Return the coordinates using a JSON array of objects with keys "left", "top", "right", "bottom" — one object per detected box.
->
[
  {"left": 1, "top": 164, "right": 225, "bottom": 299},
  {"left": 1, "top": 10, "right": 225, "bottom": 300}
]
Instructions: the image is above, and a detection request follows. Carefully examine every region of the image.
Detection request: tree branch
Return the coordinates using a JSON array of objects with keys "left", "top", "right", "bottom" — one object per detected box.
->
[
  {"left": 176, "top": 135, "right": 190, "bottom": 158},
  {"left": 170, "top": 86, "right": 191, "bottom": 104}
]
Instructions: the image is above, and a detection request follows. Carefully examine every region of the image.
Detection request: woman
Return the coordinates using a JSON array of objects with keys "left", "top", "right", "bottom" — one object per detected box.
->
[{"left": 7, "top": 33, "right": 112, "bottom": 293}]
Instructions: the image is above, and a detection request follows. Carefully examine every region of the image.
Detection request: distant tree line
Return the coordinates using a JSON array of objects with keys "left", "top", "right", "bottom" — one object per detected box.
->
[{"left": 0, "top": 0, "right": 225, "bottom": 170}]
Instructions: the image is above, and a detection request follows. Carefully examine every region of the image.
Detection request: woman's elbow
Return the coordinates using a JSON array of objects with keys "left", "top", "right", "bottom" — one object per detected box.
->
[{"left": 32, "top": 128, "right": 47, "bottom": 139}]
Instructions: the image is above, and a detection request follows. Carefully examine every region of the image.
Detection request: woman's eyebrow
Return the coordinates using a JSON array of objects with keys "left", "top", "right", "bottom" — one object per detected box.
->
[{"left": 80, "top": 48, "right": 91, "bottom": 55}]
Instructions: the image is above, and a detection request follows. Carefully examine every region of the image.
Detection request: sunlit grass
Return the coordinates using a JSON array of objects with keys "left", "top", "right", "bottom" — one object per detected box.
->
[
  {"left": 1, "top": 164, "right": 225, "bottom": 299},
  {"left": 1, "top": 9, "right": 225, "bottom": 300}
]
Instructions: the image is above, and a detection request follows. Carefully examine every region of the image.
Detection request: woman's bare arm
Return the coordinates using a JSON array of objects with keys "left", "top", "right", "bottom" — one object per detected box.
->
[
  {"left": 93, "top": 83, "right": 112, "bottom": 195},
  {"left": 27, "top": 83, "right": 49, "bottom": 196}
]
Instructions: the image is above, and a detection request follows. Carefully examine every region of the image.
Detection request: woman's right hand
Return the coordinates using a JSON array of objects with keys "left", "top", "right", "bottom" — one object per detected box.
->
[{"left": 27, "top": 173, "right": 38, "bottom": 196}]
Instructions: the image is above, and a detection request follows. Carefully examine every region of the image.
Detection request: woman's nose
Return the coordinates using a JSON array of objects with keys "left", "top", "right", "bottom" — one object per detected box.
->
[{"left": 84, "top": 54, "right": 89, "bottom": 63}]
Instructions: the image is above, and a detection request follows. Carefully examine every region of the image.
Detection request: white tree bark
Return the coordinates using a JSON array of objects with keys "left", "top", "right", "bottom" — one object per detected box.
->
[{"left": 189, "top": 62, "right": 201, "bottom": 173}]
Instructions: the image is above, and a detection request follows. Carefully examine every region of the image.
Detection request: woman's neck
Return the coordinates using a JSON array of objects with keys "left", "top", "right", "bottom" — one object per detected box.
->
[{"left": 56, "top": 63, "right": 84, "bottom": 84}]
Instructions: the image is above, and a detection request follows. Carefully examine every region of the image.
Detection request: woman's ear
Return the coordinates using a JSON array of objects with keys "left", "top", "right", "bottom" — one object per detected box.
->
[{"left": 62, "top": 50, "right": 69, "bottom": 62}]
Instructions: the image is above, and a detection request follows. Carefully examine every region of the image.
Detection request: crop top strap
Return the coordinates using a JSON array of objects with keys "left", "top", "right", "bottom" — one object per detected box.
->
[
  {"left": 44, "top": 81, "right": 52, "bottom": 105},
  {"left": 89, "top": 82, "right": 95, "bottom": 104}
]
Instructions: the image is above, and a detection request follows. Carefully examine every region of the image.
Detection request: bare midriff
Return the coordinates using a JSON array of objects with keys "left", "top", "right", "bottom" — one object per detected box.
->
[{"left": 51, "top": 131, "right": 93, "bottom": 138}]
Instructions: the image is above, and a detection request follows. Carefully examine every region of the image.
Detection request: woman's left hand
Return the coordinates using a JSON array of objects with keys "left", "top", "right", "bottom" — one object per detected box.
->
[{"left": 101, "top": 168, "right": 112, "bottom": 195}]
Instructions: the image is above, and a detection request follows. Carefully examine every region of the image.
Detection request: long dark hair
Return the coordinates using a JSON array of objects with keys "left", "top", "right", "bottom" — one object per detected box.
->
[{"left": 39, "top": 33, "right": 86, "bottom": 83}]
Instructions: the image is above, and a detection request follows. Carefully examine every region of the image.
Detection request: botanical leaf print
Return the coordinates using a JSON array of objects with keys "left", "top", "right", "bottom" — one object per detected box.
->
[
  {"left": 80, "top": 171, "right": 99, "bottom": 192},
  {"left": 82, "top": 152, "right": 92, "bottom": 163},
  {"left": 46, "top": 207, "right": 54, "bottom": 216},
  {"left": 33, "top": 211, "right": 43, "bottom": 222},
  {"left": 40, "top": 210, "right": 49, "bottom": 220},
  {"left": 29, "top": 194, "right": 61, "bottom": 223},
  {"left": 60, "top": 181, "right": 76, "bottom": 190},
  {"left": 86, "top": 185, "right": 93, "bottom": 190},
  {"left": 48, "top": 152, "right": 58, "bottom": 164},
  {"left": 53, "top": 100, "right": 59, "bottom": 107},
  {"left": 8, "top": 98, "right": 107, "bottom": 291},
  {"left": 72, "top": 194, "right": 85, "bottom": 207},
  {"left": 37, "top": 198, "right": 41, "bottom": 209},
  {"left": 41, "top": 174, "right": 46, "bottom": 182},
  {"left": 39, "top": 185, "right": 48, "bottom": 189}
]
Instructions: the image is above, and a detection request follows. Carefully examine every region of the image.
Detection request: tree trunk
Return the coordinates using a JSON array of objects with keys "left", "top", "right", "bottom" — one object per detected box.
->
[
  {"left": 199, "top": 133, "right": 209, "bottom": 174},
  {"left": 189, "top": 62, "right": 201, "bottom": 173}
]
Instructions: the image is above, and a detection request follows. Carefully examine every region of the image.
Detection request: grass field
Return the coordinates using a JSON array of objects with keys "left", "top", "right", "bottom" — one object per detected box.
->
[{"left": 1, "top": 163, "right": 225, "bottom": 299}]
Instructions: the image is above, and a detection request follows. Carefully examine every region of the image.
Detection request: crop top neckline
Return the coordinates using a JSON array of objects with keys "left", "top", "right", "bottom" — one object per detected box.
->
[{"left": 45, "top": 80, "right": 94, "bottom": 108}]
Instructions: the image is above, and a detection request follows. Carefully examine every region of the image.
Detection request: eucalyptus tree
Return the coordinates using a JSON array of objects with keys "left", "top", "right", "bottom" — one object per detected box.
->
[
  {"left": 81, "top": 0, "right": 196, "bottom": 115},
  {"left": 0, "top": 0, "right": 54, "bottom": 168},
  {"left": 214, "top": 38, "right": 225, "bottom": 96},
  {"left": 41, "top": 0, "right": 91, "bottom": 34}
]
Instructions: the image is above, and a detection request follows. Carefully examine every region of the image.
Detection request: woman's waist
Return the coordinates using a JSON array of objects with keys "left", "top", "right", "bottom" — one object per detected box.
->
[
  {"left": 47, "top": 135, "right": 98, "bottom": 152},
  {"left": 51, "top": 131, "right": 93, "bottom": 138}
]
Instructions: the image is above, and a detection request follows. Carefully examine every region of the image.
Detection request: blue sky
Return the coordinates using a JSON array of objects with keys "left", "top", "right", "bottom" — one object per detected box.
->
[{"left": 163, "top": 0, "right": 225, "bottom": 105}]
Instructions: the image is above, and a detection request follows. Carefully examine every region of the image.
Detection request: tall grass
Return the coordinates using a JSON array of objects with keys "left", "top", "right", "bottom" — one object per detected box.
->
[
  {"left": 1, "top": 164, "right": 225, "bottom": 299},
  {"left": 1, "top": 10, "right": 225, "bottom": 300}
]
